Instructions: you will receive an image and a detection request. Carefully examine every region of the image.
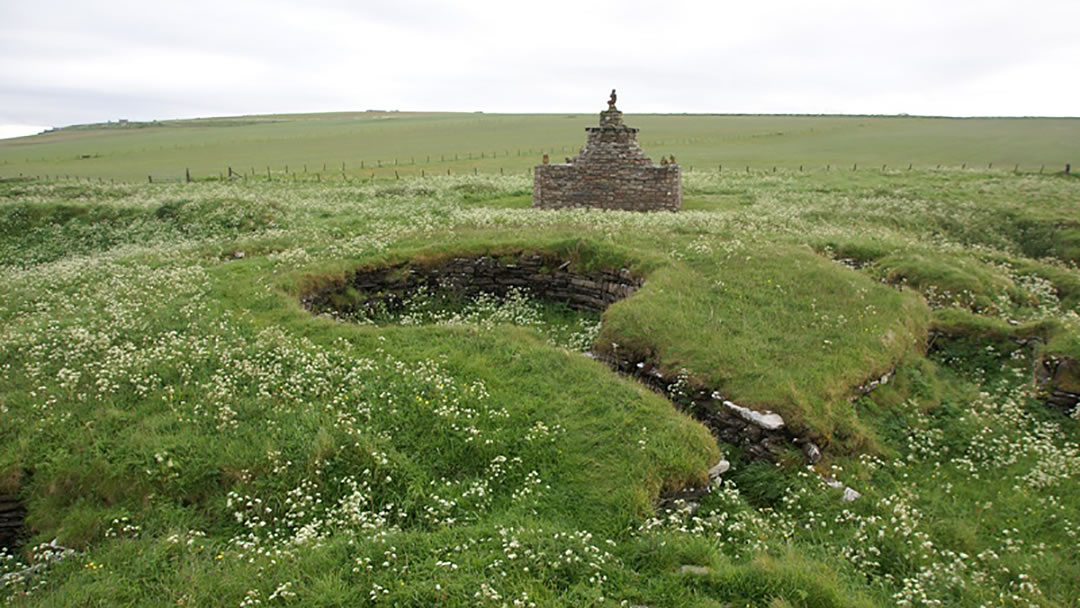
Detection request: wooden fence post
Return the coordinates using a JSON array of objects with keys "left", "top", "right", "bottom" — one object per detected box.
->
[
  {"left": 186, "top": 168, "right": 191, "bottom": 183},
  {"left": 148, "top": 175, "right": 152, "bottom": 184},
  {"left": 1067, "top": 163, "right": 1072, "bottom": 175}
]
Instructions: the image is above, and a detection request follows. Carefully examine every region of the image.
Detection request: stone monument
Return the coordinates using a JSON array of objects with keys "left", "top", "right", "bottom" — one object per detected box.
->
[{"left": 532, "top": 90, "right": 681, "bottom": 212}]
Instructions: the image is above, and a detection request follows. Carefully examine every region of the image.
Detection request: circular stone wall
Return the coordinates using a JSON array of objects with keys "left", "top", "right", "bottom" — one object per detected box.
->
[{"left": 302, "top": 252, "right": 643, "bottom": 319}]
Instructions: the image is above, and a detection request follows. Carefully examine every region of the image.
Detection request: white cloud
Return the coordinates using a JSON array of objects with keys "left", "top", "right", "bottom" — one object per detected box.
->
[
  {"left": 1, "top": 0, "right": 1077, "bottom": 125},
  {"left": 0, "top": 125, "right": 50, "bottom": 140}
]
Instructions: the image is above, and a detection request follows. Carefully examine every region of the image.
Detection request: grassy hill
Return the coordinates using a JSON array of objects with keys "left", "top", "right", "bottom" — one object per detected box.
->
[{"left": 1, "top": 111, "right": 1077, "bottom": 182}]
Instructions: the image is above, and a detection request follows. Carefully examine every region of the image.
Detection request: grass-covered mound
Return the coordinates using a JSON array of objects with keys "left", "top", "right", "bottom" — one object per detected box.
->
[
  {"left": 1, "top": 168, "right": 1078, "bottom": 606},
  {"left": 294, "top": 236, "right": 927, "bottom": 453}
]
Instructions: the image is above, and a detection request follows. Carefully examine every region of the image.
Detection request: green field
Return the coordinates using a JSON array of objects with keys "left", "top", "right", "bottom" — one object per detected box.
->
[
  {"left": 1, "top": 116, "right": 1079, "bottom": 606},
  {"left": 1, "top": 112, "right": 1077, "bottom": 182}
]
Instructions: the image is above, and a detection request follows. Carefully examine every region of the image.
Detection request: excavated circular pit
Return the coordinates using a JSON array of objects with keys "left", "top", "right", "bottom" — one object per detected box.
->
[{"left": 302, "top": 252, "right": 643, "bottom": 322}]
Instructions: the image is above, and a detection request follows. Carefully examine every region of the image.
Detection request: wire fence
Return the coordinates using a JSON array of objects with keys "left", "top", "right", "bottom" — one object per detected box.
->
[{"left": 1, "top": 161, "right": 1073, "bottom": 185}]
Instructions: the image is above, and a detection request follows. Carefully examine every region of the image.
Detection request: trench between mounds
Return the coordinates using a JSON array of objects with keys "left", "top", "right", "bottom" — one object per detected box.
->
[
  {"left": 928, "top": 329, "right": 1080, "bottom": 416},
  {"left": 302, "top": 252, "right": 841, "bottom": 471}
]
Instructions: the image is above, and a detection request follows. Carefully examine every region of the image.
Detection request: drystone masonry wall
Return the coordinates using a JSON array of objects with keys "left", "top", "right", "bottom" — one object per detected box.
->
[
  {"left": 0, "top": 495, "right": 25, "bottom": 551},
  {"left": 303, "top": 253, "right": 642, "bottom": 316},
  {"left": 533, "top": 92, "right": 681, "bottom": 212},
  {"left": 1036, "top": 355, "right": 1080, "bottom": 414}
]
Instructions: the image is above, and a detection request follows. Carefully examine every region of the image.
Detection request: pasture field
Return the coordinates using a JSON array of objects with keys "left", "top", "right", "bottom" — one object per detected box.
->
[
  {"left": 1, "top": 154, "right": 1079, "bottom": 604},
  {"left": 0, "top": 112, "right": 1077, "bottom": 182}
]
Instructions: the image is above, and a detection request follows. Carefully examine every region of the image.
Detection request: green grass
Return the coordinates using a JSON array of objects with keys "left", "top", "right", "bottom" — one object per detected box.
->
[
  {"left": 1, "top": 160, "right": 1079, "bottom": 606},
  {"left": 1, "top": 112, "right": 1077, "bottom": 182}
]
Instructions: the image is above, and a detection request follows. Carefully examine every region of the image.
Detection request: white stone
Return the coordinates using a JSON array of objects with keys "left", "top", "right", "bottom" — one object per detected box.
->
[
  {"left": 679, "top": 565, "right": 711, "bottom": 576},
  {"left": 708, "top": 460, "right": 730, "bottom": 480},
  {"left": 842, "top": 487, "right": 862, "bottom": 502},
  {"left": 723, "top": 401, "right": 785, "bottom": 430}
]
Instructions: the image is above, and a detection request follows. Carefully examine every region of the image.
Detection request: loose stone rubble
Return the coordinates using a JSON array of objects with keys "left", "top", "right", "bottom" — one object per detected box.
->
[
  {"left": 597, "top": 349, "right": 821, "bottom": 463},
  {"left": 533, "top": 90, "right": 681, "bottom": 212}
]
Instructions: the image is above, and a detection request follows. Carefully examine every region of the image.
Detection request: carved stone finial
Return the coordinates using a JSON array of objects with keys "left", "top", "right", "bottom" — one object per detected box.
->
[
  {"left": 542, "top": 153, "right": 549, "bottom": 165},
  {"left": 608, "top": 89, "right": 617, "bottom": 110}
]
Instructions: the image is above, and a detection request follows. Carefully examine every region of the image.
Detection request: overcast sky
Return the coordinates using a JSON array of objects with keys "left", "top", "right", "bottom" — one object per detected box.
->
[{"left": 1, "top": 0, "right": 1077, "bottom": 138}]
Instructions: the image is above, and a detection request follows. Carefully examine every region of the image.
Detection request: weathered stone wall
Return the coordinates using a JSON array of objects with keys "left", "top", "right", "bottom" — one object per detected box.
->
[
  {"left": 533, "top": 104, "right": 681, "bottom": 212},
  {"left": 0, "top": 495, "right": 25, "bottom": 551},
  {"left": 303, "top": 253, "right": 642, "bottom": 316},
  {"left": 1036, "top": 355, "right": 1080, "bottom": 414}
]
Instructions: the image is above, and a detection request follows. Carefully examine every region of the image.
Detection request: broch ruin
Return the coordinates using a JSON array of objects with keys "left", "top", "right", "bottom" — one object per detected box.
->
[{"left": 533, "top": 90, "right": 681, "bottom": 212}]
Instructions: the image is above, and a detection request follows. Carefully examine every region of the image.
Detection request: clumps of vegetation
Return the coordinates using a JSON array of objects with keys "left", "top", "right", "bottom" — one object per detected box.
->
[{"left": 328, "top": 285, "right": 604, "bottom": 353}]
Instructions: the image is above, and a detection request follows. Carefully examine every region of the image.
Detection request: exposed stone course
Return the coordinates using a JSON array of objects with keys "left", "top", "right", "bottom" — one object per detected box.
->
[
  {"left": 0, "top": 495, "right": 26, "bottom": 551},
  {"left": 303, "top": 253, "right": 641, "bottom": 316},
  {"left": 533, "top": 92, "right": 681, "bottom": 212}
]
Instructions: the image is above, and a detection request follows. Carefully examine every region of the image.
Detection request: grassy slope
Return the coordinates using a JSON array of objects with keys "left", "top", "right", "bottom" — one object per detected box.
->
[
  {"left": 1, "top": 112, "right": 1077, "bottom": 181},
  {"left": 0, "top": 163, "right": 1078, "bottom": 606}
]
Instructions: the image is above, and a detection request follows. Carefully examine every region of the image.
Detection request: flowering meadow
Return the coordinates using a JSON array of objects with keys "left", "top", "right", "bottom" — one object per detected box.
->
[{"left": 0, "top": 169, "right": 1078, "bottom": 606}]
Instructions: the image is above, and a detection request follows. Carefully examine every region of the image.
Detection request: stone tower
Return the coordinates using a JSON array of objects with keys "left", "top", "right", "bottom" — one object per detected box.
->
[{"left": 532, "top": 90, "right": 681, "bottom": 212}]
